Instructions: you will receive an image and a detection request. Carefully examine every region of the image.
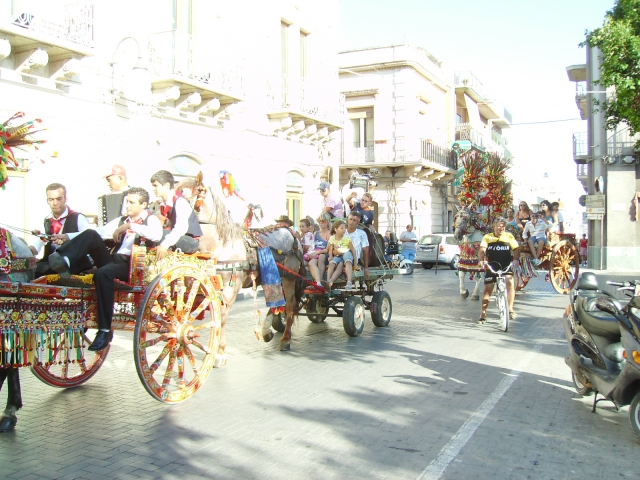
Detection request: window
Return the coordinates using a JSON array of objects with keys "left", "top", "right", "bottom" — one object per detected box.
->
[
  {"left": 281, "top": 21, "right": 289, "bottom": 77},
  {"left": 300, "top": 30, "right": 308, "bottom": 78},
  {"left": 350, "top": 108, "right": 374, "bottom": 162},
  {"left": 286, "top": 170, "right": 304, "bottom": 229}
]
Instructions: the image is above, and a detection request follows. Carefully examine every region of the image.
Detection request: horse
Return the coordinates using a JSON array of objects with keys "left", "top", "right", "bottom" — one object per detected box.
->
[
  {"left": 0, "top": 229, "right": 35, "bottom": 432},
  {"left": 176, "top": 173, "right": 304, "bottom": 354},
  {"left": 453, "top": 207, "right": 487, "bottom": 301}
]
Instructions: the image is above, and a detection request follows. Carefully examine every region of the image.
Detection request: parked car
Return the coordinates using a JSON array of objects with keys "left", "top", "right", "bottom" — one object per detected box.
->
[{"left": 415, "top": 233, "right": 460, "bottom": 270}]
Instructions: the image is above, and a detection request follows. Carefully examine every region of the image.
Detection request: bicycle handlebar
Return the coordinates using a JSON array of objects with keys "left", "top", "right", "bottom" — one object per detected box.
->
[{"left": 485, "top": 262, "right": 514, "bottom": 276}]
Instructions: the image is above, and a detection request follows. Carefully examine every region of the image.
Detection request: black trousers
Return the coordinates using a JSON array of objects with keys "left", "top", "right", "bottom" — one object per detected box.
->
[{"left": 57, "top": 230, "right": 129, "bottom": 330}]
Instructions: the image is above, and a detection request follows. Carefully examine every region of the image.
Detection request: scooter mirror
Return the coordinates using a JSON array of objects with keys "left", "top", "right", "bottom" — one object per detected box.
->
[{"left": 595, "top": 297, "right": 621, "bottom": 316}]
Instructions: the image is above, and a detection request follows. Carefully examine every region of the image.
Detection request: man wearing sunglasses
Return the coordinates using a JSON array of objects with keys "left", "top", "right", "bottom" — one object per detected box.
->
[
  {"left": 318, "top": 181, "right": 343, "bottom": 219},
  {"left": 522, "top": 211, "right": 550, "bottom": 266}
]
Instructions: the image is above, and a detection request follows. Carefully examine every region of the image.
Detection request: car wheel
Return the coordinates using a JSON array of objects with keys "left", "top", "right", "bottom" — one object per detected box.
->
[{"left": 450, "top": 255, "right": 460, "bottom": 270}]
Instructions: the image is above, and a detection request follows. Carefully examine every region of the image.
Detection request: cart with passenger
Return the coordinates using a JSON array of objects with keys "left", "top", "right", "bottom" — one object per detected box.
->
[{"left": 0, "top": 244, "right": 226, "bottom": 403}]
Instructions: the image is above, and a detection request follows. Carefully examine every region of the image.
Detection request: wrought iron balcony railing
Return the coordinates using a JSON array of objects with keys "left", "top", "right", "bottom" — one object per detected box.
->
[
  {"left": 6, "top": 1, "right": 94, "bottom": 47},
  {"left": 267, "top": 75, "right": 345, "bottom": 126},
  {"left": 573, "top": 132, "right": 588, "bottom": 157},
  {"left": 420, "top": 140, "right": 457, "bottom": 170},
  {"left": 147, "top": 31, "right": 244, "bottom": 96}
]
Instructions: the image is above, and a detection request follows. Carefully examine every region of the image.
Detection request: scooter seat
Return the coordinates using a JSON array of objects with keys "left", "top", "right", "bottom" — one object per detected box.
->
[
  {"left": 575, "top": 296, "right": 623, "bottom": 339},
  {"left": 576, "top": 272, "right": 600, "bottom": 291}
]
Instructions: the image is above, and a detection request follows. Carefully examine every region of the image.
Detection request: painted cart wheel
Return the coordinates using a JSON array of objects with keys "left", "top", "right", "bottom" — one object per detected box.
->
[
  {"left": 550, "top": 240, "right": 580, "bottom": 294},
  {"left": 307, "top": 296, "right": 328, "bottom": 324},
  {"left": 30, "top": 318, "right": 115, "bottom": 388},
  {"left": 134, "top": 265, "right": 221, "bottom": 403}
]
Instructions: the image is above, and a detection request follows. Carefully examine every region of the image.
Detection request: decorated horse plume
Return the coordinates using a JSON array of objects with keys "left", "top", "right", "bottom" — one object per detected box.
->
[
  {"left": 0, "top": 112, "right": 47, "bottom": 190},
  {"left": 219, "top": 170, "right": 244, "bottom": 201}
]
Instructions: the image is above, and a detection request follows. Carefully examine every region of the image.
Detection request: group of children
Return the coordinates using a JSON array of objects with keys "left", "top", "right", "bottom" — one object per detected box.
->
[{"left": 276, "top": 212, "right": 362, "bottom": 289}]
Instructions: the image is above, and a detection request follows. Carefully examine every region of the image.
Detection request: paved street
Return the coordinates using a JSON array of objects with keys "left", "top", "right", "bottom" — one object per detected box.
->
[{"left": 1, "top": 267, "right": 639, "bottom": 479}]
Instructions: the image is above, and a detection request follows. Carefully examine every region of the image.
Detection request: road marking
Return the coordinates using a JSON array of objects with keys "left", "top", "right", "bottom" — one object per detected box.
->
[{"left": 416, "top": 342, "right": 544, "bottom": 480}]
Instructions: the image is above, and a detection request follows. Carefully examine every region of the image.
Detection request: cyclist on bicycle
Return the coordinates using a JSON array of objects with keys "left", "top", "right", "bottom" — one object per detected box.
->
[{"left": 477, "top": 217, "right": 520, "bottom": 324}]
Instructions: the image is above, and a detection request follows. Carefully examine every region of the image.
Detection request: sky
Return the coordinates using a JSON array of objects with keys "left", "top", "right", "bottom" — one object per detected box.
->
[{"left": 338, "top": 0, "right": 615, "bottom": 209}]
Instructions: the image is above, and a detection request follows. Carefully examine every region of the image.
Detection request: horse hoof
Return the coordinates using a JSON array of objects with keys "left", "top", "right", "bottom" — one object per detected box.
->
[
  {"left": 263, "top": 331, "right": 274, "bottom": 343},
  {"left": 461, "top": 290, "right": 469, "bottom": 299},
  {"left": 280, "top": 341, "right": 291, "bottom": 351},
  {"left": 0, "top": 415, "right": 17, "bottom": 433},
  {"left": 213, "top": 354, "right": 227, "bottom": 368},
  {"left": 471, "top": 295, "right": 479, "bottom": 301}
]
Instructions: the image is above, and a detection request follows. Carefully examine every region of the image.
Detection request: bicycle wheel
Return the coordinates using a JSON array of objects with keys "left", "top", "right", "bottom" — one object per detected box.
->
[{"left": 496, "top": 284, "right": 509, "bottom": 332}]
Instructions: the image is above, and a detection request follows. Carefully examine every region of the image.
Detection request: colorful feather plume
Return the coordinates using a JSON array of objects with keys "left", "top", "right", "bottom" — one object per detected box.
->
[
  {"left": 0, "top": 112, "right": 47, "bottom": 190},
  {"left": 219, "top": 170, "right": 245, "bottom": 201}
]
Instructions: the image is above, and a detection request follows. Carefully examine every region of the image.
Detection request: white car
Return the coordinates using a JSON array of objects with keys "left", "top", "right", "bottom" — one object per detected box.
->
[{"left": 415, "top": 233, "right": 460, "bottom": 270}]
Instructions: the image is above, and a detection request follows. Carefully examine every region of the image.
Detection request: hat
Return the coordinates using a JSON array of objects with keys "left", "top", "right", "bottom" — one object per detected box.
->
[
  {"left": 103, "top": 164, "right": 127, "bottom": 178},
  {"left": 318, "top": 181, "right": 331, "bottom": 191},
  {"left": 274, "top": 215, "right": 293, "bottom": 226}
]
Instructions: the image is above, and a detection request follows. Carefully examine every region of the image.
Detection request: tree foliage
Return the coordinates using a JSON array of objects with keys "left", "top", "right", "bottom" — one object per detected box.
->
[{"left": 586, "top": 0, "right": 640, "bottom": 136}]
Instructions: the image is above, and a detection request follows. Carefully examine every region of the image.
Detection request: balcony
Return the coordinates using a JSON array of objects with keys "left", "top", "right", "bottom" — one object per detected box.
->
[
  {"left": 577, "top": 163, "right": 588, "bottom": 191},
  {"left": 455, "top": 123, "right": 505, "bottom": 157},
  {"left": 267, "top": 75, "right": 344, "bottom": 137},
  {"left": 342, "top": 139, "right": 457, "bottom": 181},
  {"left": 146, "top": 30, "right": 244, "bottom": 121},
  {"left": 573, "top": 132, "right": 588, "bottom": 163},
  {"left": 0, "top": 2, "right": 93, "bottom": 53},
  {"left": 575, "top": 82, "right": 588, "bottom": 120},
  {"left": 0, "top": 2, "right": 93, "bottom": 86},
  {"left": 607, "top": 125, "right": 640, "bottom": 158}
]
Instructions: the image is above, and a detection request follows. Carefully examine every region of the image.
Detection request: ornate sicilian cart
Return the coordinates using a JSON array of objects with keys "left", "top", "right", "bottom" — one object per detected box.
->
[
  {"left": 0, "top": 246, "right": 231, "bottom": 403},
  {"left": 514, "top": 232, "right": 580, "bottom": 294}
]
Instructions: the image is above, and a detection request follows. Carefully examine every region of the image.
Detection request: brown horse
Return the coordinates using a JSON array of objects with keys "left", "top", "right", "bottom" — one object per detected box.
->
[
  {"left": 0, "top": 229, "right": 35, "bottom": 432},
  {"left": 176, "top": 173, "right": 304, "bottom": 354}
]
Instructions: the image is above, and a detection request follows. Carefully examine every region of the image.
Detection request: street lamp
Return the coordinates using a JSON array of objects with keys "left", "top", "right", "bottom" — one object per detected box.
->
[{"left": 110, "top": 36, "right": 151, "bottom": 106}]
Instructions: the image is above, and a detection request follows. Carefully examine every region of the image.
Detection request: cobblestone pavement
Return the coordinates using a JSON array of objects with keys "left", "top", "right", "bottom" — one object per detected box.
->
[{"left": 1, "top": 267, "right": 639, "bottom": 479}]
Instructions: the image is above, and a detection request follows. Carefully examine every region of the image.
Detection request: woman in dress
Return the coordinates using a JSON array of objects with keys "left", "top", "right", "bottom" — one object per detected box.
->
[{"left": 307, "top": 213, "right": 331, "bottom": 286}]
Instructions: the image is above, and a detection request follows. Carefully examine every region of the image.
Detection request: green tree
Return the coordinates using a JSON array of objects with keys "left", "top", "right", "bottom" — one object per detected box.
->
[{"left": 585, "top": 0, "right": 640, "bottom": 140}]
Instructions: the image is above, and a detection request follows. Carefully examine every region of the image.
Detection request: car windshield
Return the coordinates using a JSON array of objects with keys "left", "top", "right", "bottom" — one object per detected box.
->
[{"left": 419, "top": 235, "right": 442, "bottom": 245}]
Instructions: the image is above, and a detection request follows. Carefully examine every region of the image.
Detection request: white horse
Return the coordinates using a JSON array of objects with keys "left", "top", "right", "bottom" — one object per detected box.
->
[
  {"left": 0, "top": 229, "right": 35, "bottom": 432},
  {"left": 453, "top": 208, "right": 486, "bottom": 301}
]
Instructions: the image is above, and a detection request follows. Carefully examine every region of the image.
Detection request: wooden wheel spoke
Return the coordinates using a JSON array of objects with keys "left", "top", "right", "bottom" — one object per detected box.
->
[
  {"left": 192, "top": 322, "right": 214, "bottom": 331},
  {"left": 177, "top": 350, "right": 186, "bottom": 389},
  {"left": 162, "top": 350, "right": 177, "bottom": 388},
  {"left": 189, "top": 338, "right": 210, "bottom": 354},
  {"left": 150, "top": 339, "right": 177, "bottom": 372},
  {"left": 139, "top": 334, "right": 175, "bottom": 350},
  {"left": 156, "top": 292, "right": 177, "bottom": 320},
  {"left": 190, "top": 297, "right": 212, "bottom": 320},
  {"left": 182, "top": 280, "right": 201, "bottom": 318},
  {"left": 182, "top": 345, "right": 200, "bottom": 376},
  {"left": 79, "top": 359, "right": 88, "bottom": 374}
]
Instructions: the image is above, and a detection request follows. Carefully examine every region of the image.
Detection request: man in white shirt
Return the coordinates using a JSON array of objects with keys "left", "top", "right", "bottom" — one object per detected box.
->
[
  {"left": 150, "top": 170, "right": 203, "bottom": 261},
  {"left": 399, "top": 224, "right": 418, "bottom": 263},
  {"left": 48, "top": 187, "right": 163, "bottom": 351},
  {"left": 522, "top": 212, "right": 550, "bottom": 266},
  {"left": 29, "top": 183, "right": 91, "bottom": 275},
  {"left": 344, "top": 211, "right": 370, "bottom": 288}
]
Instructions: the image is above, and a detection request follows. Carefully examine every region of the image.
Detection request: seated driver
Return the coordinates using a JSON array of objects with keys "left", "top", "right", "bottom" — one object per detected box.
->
[{"left": 47, "top": 187, "right": 163, "bottom": 351}]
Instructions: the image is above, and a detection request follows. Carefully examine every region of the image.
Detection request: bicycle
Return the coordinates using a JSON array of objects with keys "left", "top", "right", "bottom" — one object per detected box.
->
[{"left": 485, "top": 261, "right": 515, "bottom": 332}]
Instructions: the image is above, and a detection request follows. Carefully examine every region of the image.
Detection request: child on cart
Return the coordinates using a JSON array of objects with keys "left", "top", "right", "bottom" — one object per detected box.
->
[
  {"left": 326, "top": 219, "right": 358, "bottom": 289},
  {"left": 299, "top": 218, "right": 315, "bottom": 262}
]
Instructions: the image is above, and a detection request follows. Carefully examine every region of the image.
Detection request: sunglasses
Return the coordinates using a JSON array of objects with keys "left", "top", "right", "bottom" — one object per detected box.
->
[{"left": 319, "top": 189, "right": 327, "bottom": 193}]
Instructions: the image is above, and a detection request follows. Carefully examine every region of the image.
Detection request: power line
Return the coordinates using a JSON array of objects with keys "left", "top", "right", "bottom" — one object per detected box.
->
[{"left": 510, "top": 118, "right": 582, "bottom": 126}]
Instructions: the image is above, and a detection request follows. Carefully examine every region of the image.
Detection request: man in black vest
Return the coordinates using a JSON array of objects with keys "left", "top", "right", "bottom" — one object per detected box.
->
[
  {"left": 48, "top": 187, "right": 163, "bottom": 351},
  {"left": 150, "top": 170, "right": 203, "bottom": 261},
  {"left": 29, "top": 182, "right": 91, "bottom": 275}
]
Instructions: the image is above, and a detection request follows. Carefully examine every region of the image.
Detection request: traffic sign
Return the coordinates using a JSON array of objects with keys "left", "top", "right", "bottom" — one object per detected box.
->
[
  {"left": 586, "top": 207, "right": 605, "bottom": 214},
  {"left": 585, "top": 195, "right": 605, "bottom": 208}
]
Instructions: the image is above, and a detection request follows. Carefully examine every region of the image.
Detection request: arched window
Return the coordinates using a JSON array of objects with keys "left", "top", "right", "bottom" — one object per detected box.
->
[
  {"left": 286, "top": 170, "right": 305, "bottom": 228},
  {"left": 167, "top": 153, "right": 203, "bottom": 182}
]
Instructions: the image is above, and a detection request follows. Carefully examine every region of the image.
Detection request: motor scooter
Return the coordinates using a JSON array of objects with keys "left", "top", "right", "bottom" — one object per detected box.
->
[
  {"left": 385, "top": 233, "right": 413, "bottom": 275},
  {"left": 563, "top": 271, "right": 640, "bottom": 438}
]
